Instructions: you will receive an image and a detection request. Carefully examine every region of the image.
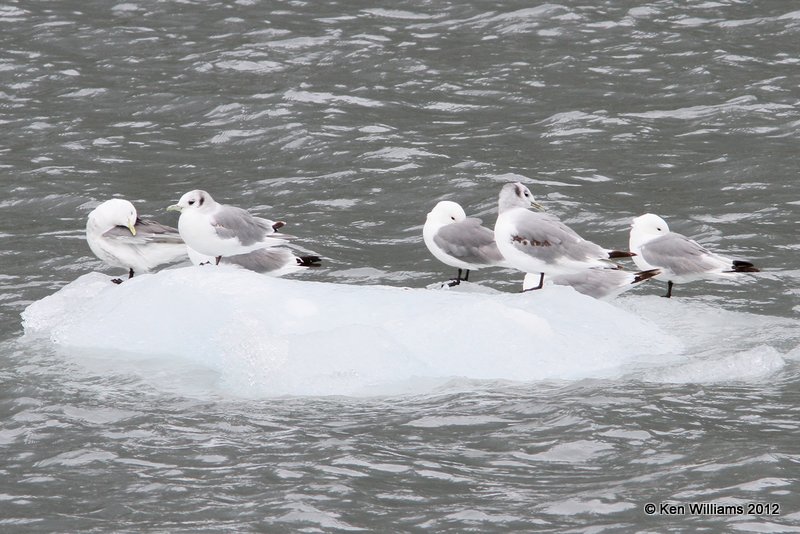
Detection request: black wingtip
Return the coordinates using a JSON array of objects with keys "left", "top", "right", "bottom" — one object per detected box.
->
[
  {"left": 272, "top": 221, "right": 287, "bottom": 231},
  {"left": 731, "top": 260, "right": 760, "bottom": 273},
  {"left": 297, "top": 255, "right": 322, "bottom": 267},
  {"left": 608, "top": 250, "right": 636, "bottom": 259},
  {"left": 631, "top": 268, "right": 661, "bottom": 284}
]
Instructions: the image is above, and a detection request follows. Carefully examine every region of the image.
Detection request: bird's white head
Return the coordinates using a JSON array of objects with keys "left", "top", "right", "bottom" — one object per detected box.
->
[
  {"left": 498, "top": 182, "right": 543, "bottom": 213},
  {"left": 630, "top": 213, "right": 670, "bottom": 248},
  {"left": 89, "top": 198, "right": 137, "bottom": 235},
  {"left": 426, "top": 200, "right": 467, "bottom": 226},
  {"left": 631, "top": 213, "right": 669, "bottom": 235},
  {"left": 167, "top": 190, "right": 214, "bottom": 213}
]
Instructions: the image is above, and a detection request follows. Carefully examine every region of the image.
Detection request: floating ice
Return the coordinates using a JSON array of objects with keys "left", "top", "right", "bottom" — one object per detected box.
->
[
  {"left": 21, "top": 268, "right": 796, "bottom": 396},
  {"left": 19, "top": 268, "right": 670, "bottom": 396},
  {"left": 638, "top": 346, "right": 786, "bottom": 384}
]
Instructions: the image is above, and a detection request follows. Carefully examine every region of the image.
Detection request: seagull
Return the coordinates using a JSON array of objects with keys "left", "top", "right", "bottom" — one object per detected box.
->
[
  {"left": 494, "top": 182, "right": 634, "bottom": 290},
  {"left": 86, "top": 198, "right": 187, "bottom": 283},
  {"left": 423, "top": 200, "right": 507, "bottom": 286},
  {"left": 167, "top": 190, "right": 292, "bottom": 264},
  {"left": 187, "top": 246, "right": 321, "bottom": 276},
  {"left": 523, "top": 268, "right": 661, "bottom": 299},
  {"left": 629, "top": 213, "right": 760, "bottom": 298}
]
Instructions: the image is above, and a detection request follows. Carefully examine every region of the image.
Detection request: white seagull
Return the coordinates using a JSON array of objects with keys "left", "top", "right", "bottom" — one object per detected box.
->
[
  {"left": 86, "top": 198, "right": 187, "bottom": 283},
  {"left": 523, "top": 268, "right": 661, "bottom": 299},
  {"left": 187, "top": 246, "right": 321, "bottom": 276},
  {"left": 494, "top": 182, "right": 634, "bottom": 290},
  {"left": 629, "top": 213, "right": 759, "bottom": 298},
  {"left": 423, "top": 200, "right": 507, "bottom": 285},
  {"left": 167, "top": 190, "right": 292, "bottom": 264}
]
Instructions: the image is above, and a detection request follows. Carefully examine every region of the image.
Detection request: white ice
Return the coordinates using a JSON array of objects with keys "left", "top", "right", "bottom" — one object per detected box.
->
[{"left": 20, "top": 268, "right": 797, "bottom": 397}]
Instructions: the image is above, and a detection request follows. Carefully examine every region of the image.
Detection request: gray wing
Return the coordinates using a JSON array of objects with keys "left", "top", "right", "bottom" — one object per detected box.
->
[
  {"left": 551, "top": 269, "right": 631, "bottom": 299},
  {"left": 434, "top": 218, "right": 505, "bottom": 265},
  {"left": 640, "top": 233, "right": 722, "bottom": 275},
  {"left": 222, "top": 248, "right": 295, "bottom": 273},
  {"left": 509, "top": 212, "right": 606, "bottom": 264},
  {"left": 212, "top": 205, "right": 292, "bottom": 245},
  {"left": 103, "top": 218, "right": 184, "bottom": 245}
]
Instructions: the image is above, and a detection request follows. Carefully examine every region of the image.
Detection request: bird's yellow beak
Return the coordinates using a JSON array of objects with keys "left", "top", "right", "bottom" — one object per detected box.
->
[
  {"left": 531, "top": 201, "right": 545, "bottom": 212},
  {"left": 167, "top": 204, "right": 182, "bottom": 213},
  {"left": 127, "top": 222, "right": 137, "bottom": 236}
]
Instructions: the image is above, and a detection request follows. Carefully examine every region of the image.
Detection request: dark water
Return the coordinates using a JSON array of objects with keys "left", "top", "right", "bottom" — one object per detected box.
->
[{"left": 2, "top": 1, "right": 799, "bottom": 531}]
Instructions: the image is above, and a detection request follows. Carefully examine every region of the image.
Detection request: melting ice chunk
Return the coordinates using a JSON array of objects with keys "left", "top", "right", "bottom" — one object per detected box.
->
[{"left": 21, "top": 267, "right": 687, "bottom": 396}]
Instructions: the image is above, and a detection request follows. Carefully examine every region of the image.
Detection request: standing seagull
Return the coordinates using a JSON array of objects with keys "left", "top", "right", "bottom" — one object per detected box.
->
[
  {"left": 167, "top": 190, "right": 292, "bottom": 264},
  {"left": 494, "top": 182, "right": 634, "bottom": 290},
  {"left": 629, "top": 213, "right": 759, "bottom": 298},
  {"left": 423, "top": 200, "right": 507, "bottom": 286},
  {"left": 86, "top": 198, "right": 187, "bottom": 283}
]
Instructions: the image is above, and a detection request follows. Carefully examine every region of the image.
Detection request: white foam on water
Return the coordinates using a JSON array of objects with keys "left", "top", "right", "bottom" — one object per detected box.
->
[{"left": 20, "top": 268, "right": 797, "bottom": 397}]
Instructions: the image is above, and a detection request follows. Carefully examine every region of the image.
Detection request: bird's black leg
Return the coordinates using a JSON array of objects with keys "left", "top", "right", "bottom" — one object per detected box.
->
[
  {"left": 522, "top": 272, "right": 545, "bottom": 292},
  {"left": 112, "top": 267, "right": 135, "bottom": 284},
  {"left": 463, "top": 269, "right": 470, "bottom": 282},
  {"left": 662, "top": 280, "right": 674, "bottom": 298},
  {"left": 446, "top": 269, "right": 462, "bottom": 287},
  {"left": 215, "top": 255, "right": 222, "bottom": 265}
]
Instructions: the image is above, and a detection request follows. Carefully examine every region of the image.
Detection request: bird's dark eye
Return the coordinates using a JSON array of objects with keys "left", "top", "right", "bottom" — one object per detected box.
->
[
  {"left": 188, "top": 200, "right": 195, "bottom": 205},
  {"left": 657, "top": 227, "right": 661, "bottom": 231},
  {"left": 451, "top": 216, "right": 456, "bottom": 220}
]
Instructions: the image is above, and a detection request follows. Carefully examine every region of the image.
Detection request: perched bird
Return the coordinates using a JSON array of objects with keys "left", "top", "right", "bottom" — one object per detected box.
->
[
  {"left": 423, "top": 200, "right": 507, "bottom": 285},
  {"left": 494, "top": 182, "right": 634, "bottom": 290},
  {"left": 523, "top": 268, "right": 661, "bottom": 299},
  {"left": 86, "top": 198, "right": 187, "bottom": 283},
  {"left": 629, "top": 213, "right": 760, "bottom": 298},
  {"left": 187, "top": 246, "right": 321, "bottom": 277},
  {"left": 167, "top": 190, "right": 292, "bottom": 264}
]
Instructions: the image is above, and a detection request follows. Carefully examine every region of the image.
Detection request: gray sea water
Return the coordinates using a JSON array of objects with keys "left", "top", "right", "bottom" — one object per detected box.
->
[{"left": 2, "top": 0, "right": 800, "bottom": 531}]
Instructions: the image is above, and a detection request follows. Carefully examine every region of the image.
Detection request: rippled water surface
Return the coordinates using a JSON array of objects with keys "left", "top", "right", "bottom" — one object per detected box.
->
[{"left": 2, "top": 0, "right": 799, "bottom": 531}]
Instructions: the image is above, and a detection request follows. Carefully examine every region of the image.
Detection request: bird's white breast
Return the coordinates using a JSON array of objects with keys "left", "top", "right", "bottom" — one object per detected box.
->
[
  {"left": 178, "top": 210, "right": 223, "bottom": 256},
  {"left": 494, "top": 210, "right": 549, "bottom": 273}
]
